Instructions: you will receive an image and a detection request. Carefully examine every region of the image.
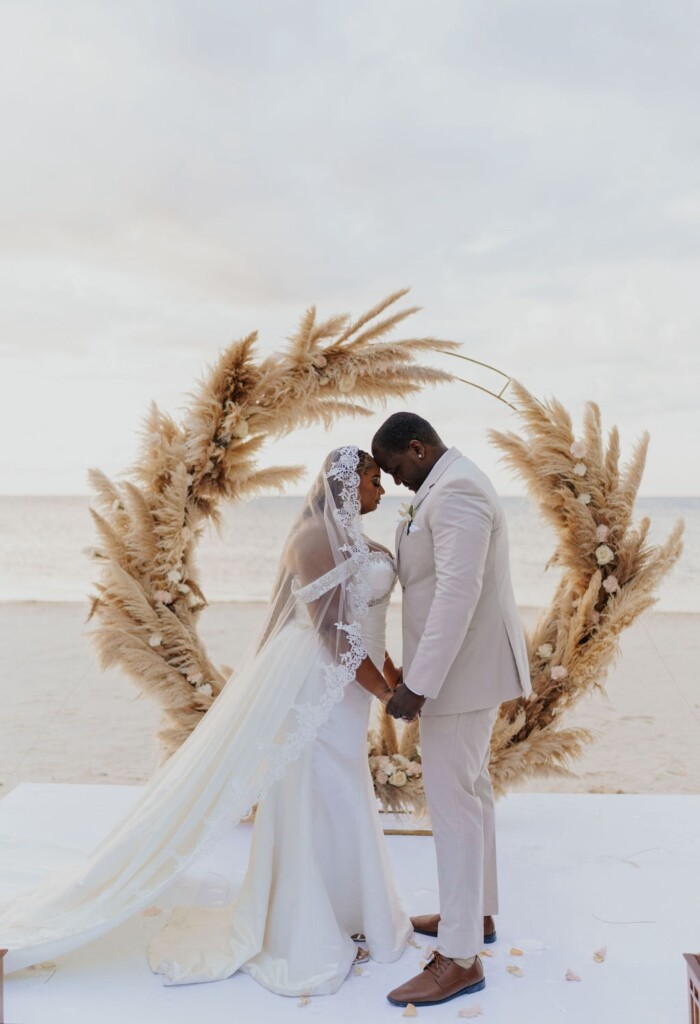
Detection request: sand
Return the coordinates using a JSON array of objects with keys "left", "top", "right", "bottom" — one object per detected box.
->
[{"left": 1, "top": 602, "right": 698, "bottom": 797}]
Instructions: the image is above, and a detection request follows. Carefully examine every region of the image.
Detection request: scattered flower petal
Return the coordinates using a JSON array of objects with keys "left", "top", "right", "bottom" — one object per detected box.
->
[
  {"left": 506, "top": 964, "right": 524, "bottom": 977},
  {"left": 297, "top": 995, "right": 311, "bottom": 1007},
  {"left": 148, "top": 633, "right": 163, "bottom": 648},
  {"left": 479, "top": 949, "right": 493, "bottom": 957},
  {"left": 510, "top": 947, "right": 524, "bottom": 956},
  {"left": 603, "top": 575, "right": 619, "bottom": 594},
  {"left": 565, "top": 968, "right": 581, "bottom": 982},
  {"left": 458, "top": 1007, "right": 484, "bottom": 1018},
  {"left": 595, "top": 544, "right": 614, "bottom": 565},
  {"left": 593, "top": 946, "right": 607, "bottom": 963},
  {"left": 402, "top": 1005, "right": 418, "bottom": 1018},
  {"left": 573, "top": 462, "right": 587, "bottom": 477},
  {"left": 354, "top": 965, "right": 364, "bottom": 976},
  {"left": 596, "top": 524, "right": 610, "bottom": 542},
  {"left": 142, "top": 906, "right": 162, "bottom": 917},
  {"left": 407, "top": 937, "right": 421, "bottom": 949},
  {"left": 570, "top": 440, "right": 587, "bottom": 458},
  {"left": 537, "top": 643, "right": 554, "bottom": 660},
  {"left": 550, "top": 665, "right": 568, "bottom": 681}
]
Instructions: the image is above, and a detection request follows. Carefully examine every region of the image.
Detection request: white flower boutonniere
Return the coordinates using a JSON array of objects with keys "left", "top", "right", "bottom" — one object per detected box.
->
[{"left": 398, "top": 497, "right": 426, "bottom": 535}]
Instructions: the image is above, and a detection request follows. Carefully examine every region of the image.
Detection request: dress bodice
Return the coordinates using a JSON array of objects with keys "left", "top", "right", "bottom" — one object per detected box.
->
[
  {"left": 291, "top": 548, "right": 397, "bottom": 671},
  {"left": 357, "top": 550, "right": 397, "bottom": 670}
]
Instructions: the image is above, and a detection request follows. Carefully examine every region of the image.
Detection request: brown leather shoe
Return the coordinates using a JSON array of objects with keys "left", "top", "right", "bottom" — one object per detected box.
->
[
  {"left": 387, "top": 951, "right": 485, "bottom": 1006},
  {"left": 410, "top": 913, "right": 497, "bottom": 944}
]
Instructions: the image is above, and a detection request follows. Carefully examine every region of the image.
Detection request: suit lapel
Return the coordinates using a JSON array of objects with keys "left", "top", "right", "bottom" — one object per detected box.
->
[{"left": 394, "top": 448, "right": 463, "bottom": 570}]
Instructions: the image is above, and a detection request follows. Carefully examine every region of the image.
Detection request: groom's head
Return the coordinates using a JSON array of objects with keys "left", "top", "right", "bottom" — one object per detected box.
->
[{"left": 372, "top": 412, "right": 447, "bottom": 492}]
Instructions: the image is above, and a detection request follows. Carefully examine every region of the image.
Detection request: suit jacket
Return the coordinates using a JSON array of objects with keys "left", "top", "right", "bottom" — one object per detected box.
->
[{"left": 397, "top": 447, "right": 531, "bottom": 715}]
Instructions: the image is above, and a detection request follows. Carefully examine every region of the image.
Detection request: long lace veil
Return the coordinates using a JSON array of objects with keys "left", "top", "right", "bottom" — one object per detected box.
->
[{"left": 0, "top": 446, "right": 374, "bottom": 972}]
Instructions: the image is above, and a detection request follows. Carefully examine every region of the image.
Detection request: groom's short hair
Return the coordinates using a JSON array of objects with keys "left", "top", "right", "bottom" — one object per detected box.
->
[{"left": 372, "top": 412, "right": 441, "bottom": 453}]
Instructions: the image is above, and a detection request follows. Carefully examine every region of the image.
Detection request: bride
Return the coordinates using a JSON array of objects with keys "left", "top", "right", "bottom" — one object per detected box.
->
[{"left": 0, "top": 446, "right": 413, "bottom": 997}]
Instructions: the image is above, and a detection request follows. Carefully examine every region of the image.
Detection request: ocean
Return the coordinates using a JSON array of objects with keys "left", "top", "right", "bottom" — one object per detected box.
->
[{"left": 0, "top": 495, "right": 697, "bottom": 612}]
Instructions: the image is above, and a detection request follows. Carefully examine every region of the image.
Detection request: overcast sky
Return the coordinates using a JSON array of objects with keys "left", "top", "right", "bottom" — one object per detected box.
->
[{"left": 1, "top": 0, "right": 698, "bottom": 496}]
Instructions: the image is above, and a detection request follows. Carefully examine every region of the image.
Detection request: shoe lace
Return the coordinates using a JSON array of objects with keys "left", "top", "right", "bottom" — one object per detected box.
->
[{"left": 425, "top": 951, "right": 450, "bottom": 978}]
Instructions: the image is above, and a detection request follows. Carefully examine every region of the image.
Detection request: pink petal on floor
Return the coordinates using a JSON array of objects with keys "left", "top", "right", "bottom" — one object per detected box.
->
[
  {"left": 593, "top": 946, "right": 607, "bottom": 963},
  {"left": 506, "top": 964, "right": 524, "bottom": 977},
  {"left": 402, "top": 1004, "right": 418, "bottom": 1017},
  {"left": 565, "top": 969, "right": 582, "bottom": 982},
  {"left": 458, "top": 1006, "right": 484, "bottom": 1018}
]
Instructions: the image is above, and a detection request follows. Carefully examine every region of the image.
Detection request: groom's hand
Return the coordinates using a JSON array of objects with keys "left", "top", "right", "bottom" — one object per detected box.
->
[{"left": 386, "top": 682, "right": 426, "bottom": 721}]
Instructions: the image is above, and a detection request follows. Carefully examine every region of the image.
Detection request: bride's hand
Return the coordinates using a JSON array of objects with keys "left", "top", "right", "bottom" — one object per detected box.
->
[{"left": 382, "top": 654, "right": 402, "bottom": 689}]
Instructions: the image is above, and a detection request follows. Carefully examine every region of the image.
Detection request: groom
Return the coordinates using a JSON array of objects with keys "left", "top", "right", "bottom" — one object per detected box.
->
[{"left": 372, "top": 413, "right": 531, "bottom": 1007}]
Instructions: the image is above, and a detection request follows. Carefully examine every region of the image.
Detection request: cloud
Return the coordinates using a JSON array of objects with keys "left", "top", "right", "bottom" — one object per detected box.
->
[{"left": 0, "top": 0, "right": 698, "bottom": 493}]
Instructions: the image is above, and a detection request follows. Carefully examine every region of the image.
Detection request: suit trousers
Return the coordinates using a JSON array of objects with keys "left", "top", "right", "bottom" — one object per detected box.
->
[{"left": 419, "top": 705, "right": 499, "bottom": 959}]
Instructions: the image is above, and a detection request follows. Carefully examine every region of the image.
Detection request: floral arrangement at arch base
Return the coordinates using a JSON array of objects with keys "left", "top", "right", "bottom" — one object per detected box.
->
[{"left": 368, "top": 381, "right": 683, "bottom": 813}]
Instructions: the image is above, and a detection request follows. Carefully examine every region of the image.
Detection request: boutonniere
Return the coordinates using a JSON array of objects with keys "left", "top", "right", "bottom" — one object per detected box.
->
[{"left": 398, "top": 496, "right": 427, "bottom": 535}]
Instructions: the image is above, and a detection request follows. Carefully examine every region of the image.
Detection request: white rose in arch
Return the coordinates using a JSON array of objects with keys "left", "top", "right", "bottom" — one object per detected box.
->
[
  {"left": 153, "top": 590, "right": 173, "bottom": 604},
  {"left": 570, "top": 440, "right": 587, "bottom": 458},
  {"left": 196, "top": 682, "right": 213, "bottom": 698},
  {"left": 537, "top": 643, "right": 554, "bottom": 660},
  {"left": 578, "top": 493, "right": 592, "bottom": 505},
  {"left": 148, "top": 633, "right": 163, "bottom": 648},
  {"left": 596, "top": 524, "right": 610, "bottom": 542},
  {"left": 232, "top": 418, "right": 249, "bottom": 439},
  {"left": 573, "top": 462, "right": 587, "bottom": 477},
  {"left": 167, "top": 568, "right": 181, "bottom": 583},
  {"left": 388, "top": 770, "right": 408, "bottom": 787},
  {"left": 550, "top": 665, "right": 568, "bottom": 681},
  {"left": 188, "top": 672, "right": 204, "bottom": 686},
  {"left": 603, "top": 575, "right": 620, "bottom": 594},
  {"left": 595, "top": 544, "right": 614, "bottom": 566}
]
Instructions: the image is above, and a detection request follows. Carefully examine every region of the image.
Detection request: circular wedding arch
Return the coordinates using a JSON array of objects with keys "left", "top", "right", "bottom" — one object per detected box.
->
[{"left": 88, "top": 292, "right": 683, "bottom": 813}]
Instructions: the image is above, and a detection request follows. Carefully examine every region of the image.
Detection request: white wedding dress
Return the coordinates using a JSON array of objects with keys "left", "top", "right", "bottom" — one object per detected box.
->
[
  {"left": 148, "top": 549, "right": 411, "bottom": 996},
  {"left": 0, "top": 447, "right": 411, "bottom": 999}
]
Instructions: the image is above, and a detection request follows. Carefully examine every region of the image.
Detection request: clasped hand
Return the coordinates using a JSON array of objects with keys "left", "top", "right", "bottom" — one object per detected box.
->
[{"left": 385, "top": 682, "right": 426, "bottom": 722}]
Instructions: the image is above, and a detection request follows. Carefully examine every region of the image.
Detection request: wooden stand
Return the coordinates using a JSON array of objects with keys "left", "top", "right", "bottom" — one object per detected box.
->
[
  {"left": 685, "top": 953, "right": 700, "bottom": 1024},
  {"left": 0, "top": 949, "right": 6, "bottom": 1024}
]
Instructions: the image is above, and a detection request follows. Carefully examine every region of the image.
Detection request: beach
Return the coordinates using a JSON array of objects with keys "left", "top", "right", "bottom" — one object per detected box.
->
[{"left": 2, "top": 602, "right": 698, "bottom": 798}]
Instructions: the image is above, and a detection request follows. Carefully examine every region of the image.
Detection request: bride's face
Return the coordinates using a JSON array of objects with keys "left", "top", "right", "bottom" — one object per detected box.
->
[{"left": 358, "top": 459, "right": 385, "bottom": 515}]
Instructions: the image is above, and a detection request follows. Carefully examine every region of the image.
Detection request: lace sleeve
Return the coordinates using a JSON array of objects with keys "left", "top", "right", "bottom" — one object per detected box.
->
[{"left": 292, "top": 554, "right": 360, "bottom": 604}]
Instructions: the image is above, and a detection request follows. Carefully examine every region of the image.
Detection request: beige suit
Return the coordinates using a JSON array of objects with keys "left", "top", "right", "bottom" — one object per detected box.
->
[{"left": 396, "top": 447, "right": 530, "bottom": 958}]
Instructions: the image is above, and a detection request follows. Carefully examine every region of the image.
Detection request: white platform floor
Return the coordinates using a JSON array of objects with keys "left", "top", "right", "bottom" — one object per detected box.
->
[{"left": 2, "top": 784, "right": 699, "bottom": 1023}]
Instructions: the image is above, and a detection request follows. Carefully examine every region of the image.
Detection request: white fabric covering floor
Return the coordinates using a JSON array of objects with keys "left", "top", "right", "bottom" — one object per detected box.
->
[{"left": 1, "top": 784, "right": 698, "bottom": 1023}]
